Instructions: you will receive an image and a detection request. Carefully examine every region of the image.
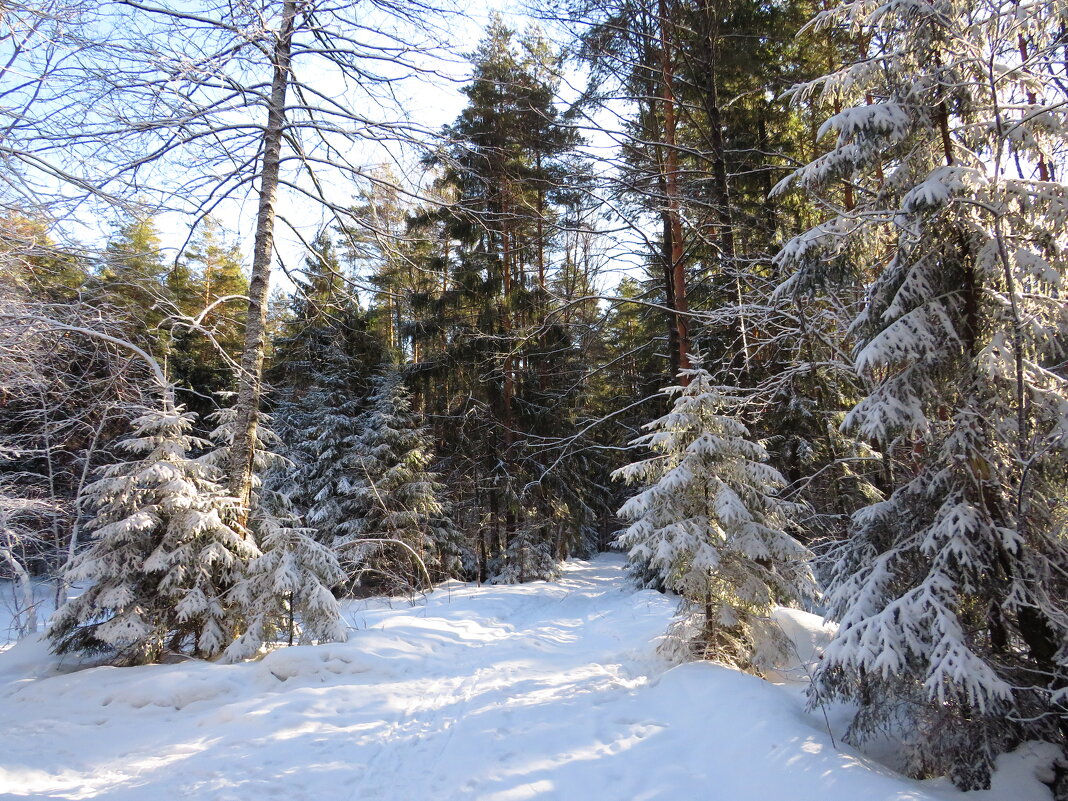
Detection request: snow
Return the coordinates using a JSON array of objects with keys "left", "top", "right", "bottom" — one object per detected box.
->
[{"left": 0, "top": 555, "right": 1057, "bottom": 800}]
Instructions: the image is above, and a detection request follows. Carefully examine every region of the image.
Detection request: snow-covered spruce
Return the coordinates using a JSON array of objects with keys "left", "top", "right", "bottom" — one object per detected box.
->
[
  {"left": 224, "top": 492, "right": 347, "bottom": 661},
  {"left": 199, "top": 399, "right": 286, "bottom": 492},
  {"left": 48, "top": 403, "right": 258, "bottom": 665},
  {"left": 201, "top": 400, "right": 347, "bottom": 660},
  {"left": 489, "top": 515, "right": 562, "bottom": 585},
  {"left": 336, "top": 370, "right": 463, "bottom": 594},
  {"left": 281, "top": 345, "right": 367, "bottom": 555},
  {"left": 613, "top": 360, "right": 816, "bottom": 672},
  {"left": 775, "top": 0, "right": 1068, "bottom": 788}
]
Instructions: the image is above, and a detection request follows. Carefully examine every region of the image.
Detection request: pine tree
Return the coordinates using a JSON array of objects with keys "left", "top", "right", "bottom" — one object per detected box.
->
[
  {"left": 415, "top": 17, "right": 588, "bottom": 583},
  {"left": 613, "top": 358, "right": 816, "bottom": 671},
  {"left": 0, "top": 212, "right": 88, "bottom": 302},
  {"left": 338, "top": 370, "right": 464, "bottom": 593},
  {"left": 170, "top": 217, "right": 249, "bottom": 420},
  {"left": 94, "top": 215, "right": 171, "bottom": 354},
  {"left": 185, "top": 217, "right": 248, "bottom": 313},
  {"left": 338, "top": 167, "right": 414, "bottom": 362},
  {"left": 48, "top": 400, "right": 257, "bottom": 665},
  {"left": 776, "top": 0, "right": 1068, "bottom": 787}
]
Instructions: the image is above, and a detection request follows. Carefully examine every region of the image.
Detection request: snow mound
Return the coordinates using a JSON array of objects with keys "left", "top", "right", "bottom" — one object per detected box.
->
[
  {"left": 100, "top": 669, "right": 241, "bottom": 711},
  {"left": 766, "top": 605, "right": 837, "bottom": 684},
  {"left": 257, "top": 644, "right": 383, "bottom": 682},
  {"left": 0, "top": 634, "right": 64, "bottom": 683}
]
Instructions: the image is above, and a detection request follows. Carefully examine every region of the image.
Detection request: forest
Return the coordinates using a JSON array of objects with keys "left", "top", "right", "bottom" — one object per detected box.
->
[{"left": 1, "top": 0, "right": 1066, "bottom": 796}]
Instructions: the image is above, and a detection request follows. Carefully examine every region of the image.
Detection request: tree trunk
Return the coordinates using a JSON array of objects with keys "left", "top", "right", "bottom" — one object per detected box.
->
[
  {"left": 1, "top": 545, "right": 36, "bottom": 637},
  {"left": 641, "top": 74, "right": 680, "bottom": 376},
  {"left": 287, "top": 591, "right": 296, "bottom": 647},
  {"left": 697, "top": 0, "right": 747, "bottom": 374},
  {"left": 636, "top": 26, "right": 681, "bottom": 378},
  {"left": 658, "top": 0, "right": 689, "bottom": 377},
  {"left": 229, "top": 0, "right": 298, "bottom": 523},
  {"left": 661, "top": 202, "right": 680, "bottom": 375}
]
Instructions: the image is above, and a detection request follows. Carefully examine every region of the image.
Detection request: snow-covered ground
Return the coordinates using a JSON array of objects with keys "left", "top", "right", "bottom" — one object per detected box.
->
[{"left": 0, "top": 554, "right": 1057, "bottom": 800}]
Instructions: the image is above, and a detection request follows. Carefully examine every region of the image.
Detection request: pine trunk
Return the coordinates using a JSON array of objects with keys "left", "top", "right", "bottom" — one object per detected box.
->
[
  {"left": 658, "top": 0, "right": 689, "bottom": 377},
  {"left": 697, "top": 0, "right": 747, "bottom": 373}
]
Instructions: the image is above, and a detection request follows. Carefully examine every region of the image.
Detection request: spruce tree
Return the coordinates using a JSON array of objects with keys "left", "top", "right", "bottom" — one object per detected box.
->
[
  {"left": 613, "top": 358, "right": 816, "bottom": 671},
  {"left": 270, "top": 230, "right": 384, "bottom": 554},
  {"left": 339, "top": 370, "right": 464, "bottom": 593},
  {"left": 776, "top": 0, "right": 1068, "bottom": 786},
  {"left": 283, "top": 343, "right": 367, "bottom": 552},
  {"left": 48, "top": 400, "right": 257, "bottom": 665},
  {"left": 201, "top": 400, "right": 348, "bottom": 659},
  {"left": 200, "top": 399, "right": 285, "bottom": 496},
  {"left": 224, "top": 492, "right": 347, "bottom": 660},
  {"left": 270, "top": 229, "right": 376, "bottom": 394},
  {"left": 170, "top": 217, "right": 249, "bottom": 420}
]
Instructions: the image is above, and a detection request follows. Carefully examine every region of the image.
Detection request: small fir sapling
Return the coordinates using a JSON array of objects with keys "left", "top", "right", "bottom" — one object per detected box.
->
[
  {"left": 224, "top": 491, "right": 347, "bottom": 660},
  {"left": 48, "top": 400, "right": 257, "bottom": 665},
  {"left": 201, "top": 399, "right": 348, "bottom": 659},
  {"left": 613, "top": 357, "right": 817, "bottom": 672},
  {"left": 489, "top": 515, "right": 561, "bottom": 585}
]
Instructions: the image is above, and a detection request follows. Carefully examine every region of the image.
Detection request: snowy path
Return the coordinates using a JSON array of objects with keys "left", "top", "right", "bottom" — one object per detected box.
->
[{"left": 0, "top": 555, "right": 1054, "bottom": 800}]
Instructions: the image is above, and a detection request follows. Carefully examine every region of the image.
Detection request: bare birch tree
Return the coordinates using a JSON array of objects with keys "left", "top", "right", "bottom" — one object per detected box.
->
[{"left": 2, "top": 0, "right": 452, "bottom": 521}]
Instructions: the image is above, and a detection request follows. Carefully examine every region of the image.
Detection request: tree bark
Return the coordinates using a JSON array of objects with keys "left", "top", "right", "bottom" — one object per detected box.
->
[
  {"left": 640, "top": 68, "right": 680, "bottom": 375},
  {"left": 230, "top": 0, "right": 298, "bottom": 523},
  {"left": 0, "top": 545, "right": 37, "bottom": 637},
  {"left": 697, "top": 0, "right": 748, "bottom": 373},
  {"left": 658, "top": 0, "right": 689, "bottom": 377}
]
